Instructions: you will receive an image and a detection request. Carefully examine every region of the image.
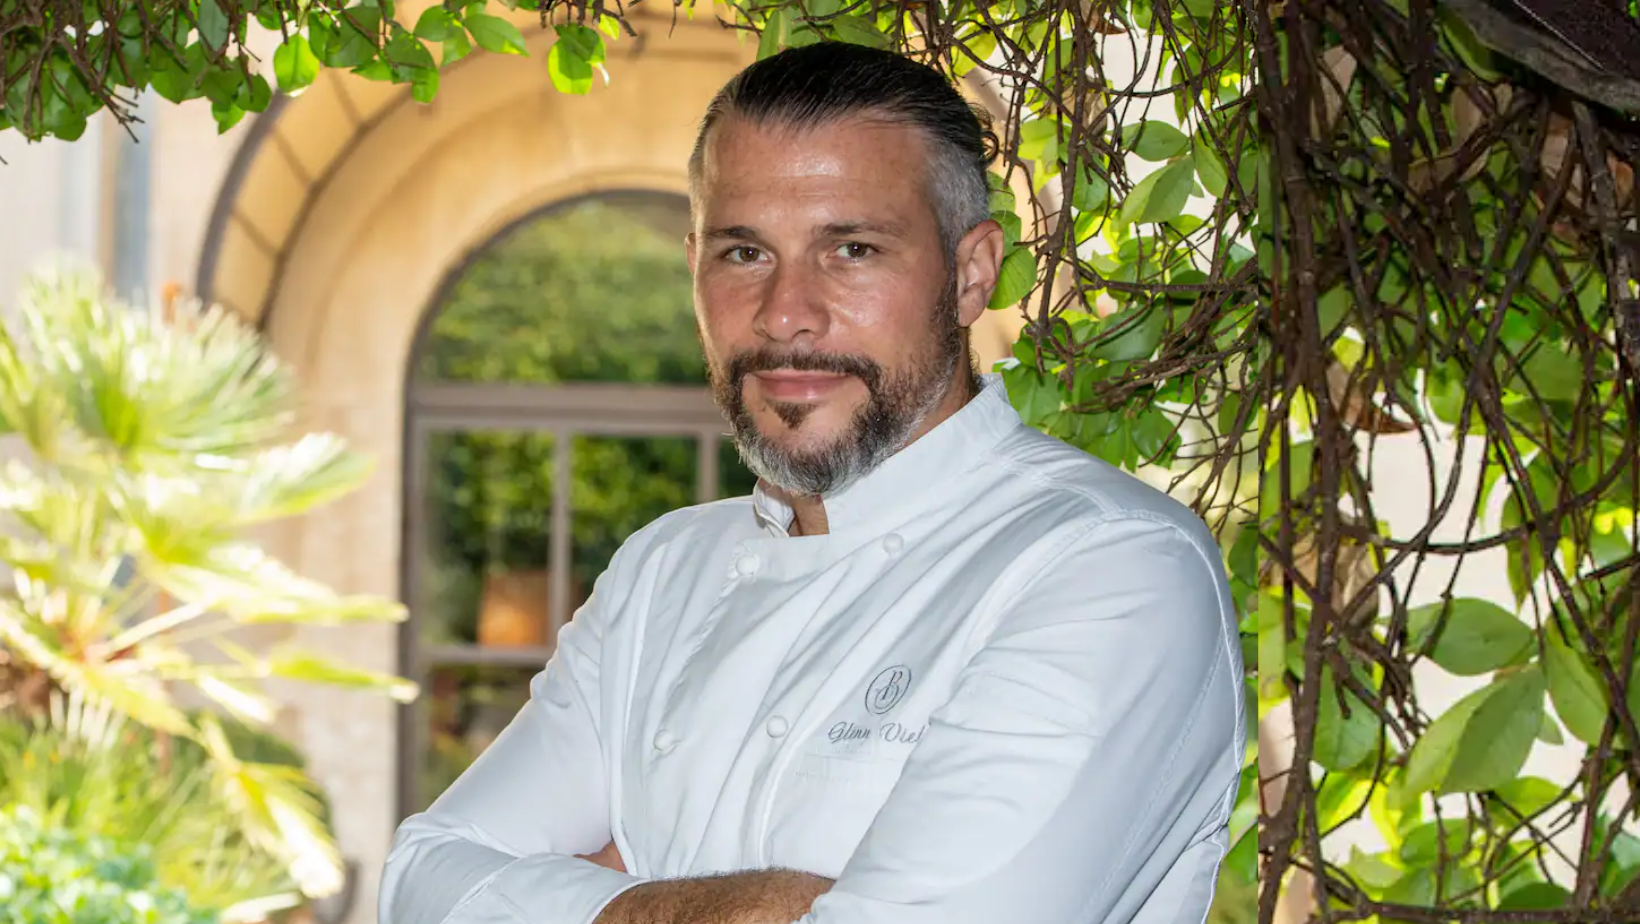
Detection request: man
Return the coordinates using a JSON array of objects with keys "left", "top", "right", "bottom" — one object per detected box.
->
[{"left": 381, "top": 42, "right": 1243, "bottom": 924}]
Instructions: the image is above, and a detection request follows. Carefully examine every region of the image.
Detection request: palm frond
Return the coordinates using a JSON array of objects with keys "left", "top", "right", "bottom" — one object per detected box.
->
[
  {"left": 146, "top": 542, "right": 406, "bottom": 626},
  {"left": 265, "top": 650, "right": 419, "bottom": 703},
  {"left": 230, "top": 434, "right": 375, "bottom": 524}
]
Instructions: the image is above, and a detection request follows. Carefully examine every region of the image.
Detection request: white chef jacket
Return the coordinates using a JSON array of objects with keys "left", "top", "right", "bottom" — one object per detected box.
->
[{"left": 380, "top": 374, "right": 1245, "bottom": 924}]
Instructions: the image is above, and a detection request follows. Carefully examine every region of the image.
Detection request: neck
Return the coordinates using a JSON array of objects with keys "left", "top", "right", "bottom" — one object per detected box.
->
[{"left": 788, "top": 495, "right": 830, "bottom": 537}]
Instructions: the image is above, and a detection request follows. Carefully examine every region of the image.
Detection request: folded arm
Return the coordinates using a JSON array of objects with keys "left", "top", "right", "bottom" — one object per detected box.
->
[
  {"left": 796, "top": 514, "right": 1245, "bottom": 924},
  {"left": 380, "top": 557, "right": 834, "bottom": 924}
]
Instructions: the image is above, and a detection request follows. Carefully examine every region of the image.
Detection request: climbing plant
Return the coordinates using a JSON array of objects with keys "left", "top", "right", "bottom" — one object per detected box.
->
[{"left": 1257, "top": 2, "right": 1640, "bottom": 923}]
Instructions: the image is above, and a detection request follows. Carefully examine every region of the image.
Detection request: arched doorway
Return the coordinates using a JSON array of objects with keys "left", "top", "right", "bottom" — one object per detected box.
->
[{"left": 397, "top": 191, "right": 757, "bottom": 818}]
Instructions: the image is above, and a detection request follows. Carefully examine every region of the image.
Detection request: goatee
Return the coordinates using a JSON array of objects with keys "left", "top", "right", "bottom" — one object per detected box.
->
[{"left": 706, "top": 282, "right": 969, "bottom": 497}]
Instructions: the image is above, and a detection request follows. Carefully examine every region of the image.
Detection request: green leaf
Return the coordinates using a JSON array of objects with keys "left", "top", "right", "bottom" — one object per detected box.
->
[
  {"left": 988, "top": 246, "right": 1037, "bottom": 311},
  {"left": 212, "top": 99, "right": 247, "bottom": 134},
  {"left": 758, "top": 8, "right": 788, "bottom": 59},
  {"left": 467, "top": 12, "right": 528, "bottom": 55},
  {"left": 1400, "top": 818, "right": 1472, "bottom": 866},
  {"left": 197, "top": 0, "right": 230, "bottom": 51},
  {"left": 993, "top": 209, "right": 1022, "bottom": 248},
  {"left": 1090, "top": 307, "right": 1164, "bottom": 361},
  {"left": 148, "top": 49, "right": 200, "bottom": 103},
  {"left": 1224, "top": 825, "right": 1255, "bottom": 884},
  {"left": 555, "top": 22, "right": 606, "bottom": 64},
  {"left": 1493, "top": 776, "right": 1561, "bottom": 818},
  {"left": 1520, "top": 345, "right": 1581, "bottom": 402},
  {"left": 1119, "top": 159, "right": 1195, "bottom": 227},
  {"left": 1001, "top": 364, "right": 1060, "bottom": 426},
  {"left": 1447, "top": 667, "right": 1547, "bottom": 794},
  {"left": 832, "top": 14, "right": 888, "bottom": 48},
  {"left": 1498, "top": 882, "right": 1571, "bottom": 911},
  {"left": 414, "top": 7, "right": 456, "bottom": 41},
  {"left": 1537, "top": 711, "right": 1564, "bottom": 744},
  {"left": 1407, "top": 598, "right": 1534, "bottom": 675},
  {"left": 1070, "top": 169, "right": 1110, "bottom": 213},
  {"left": 1543, "top": 633, "right": 1609, "bottom": 745},
  {"left": 1405, "top": 667, "right": 1546, "bottom": 796},
  {"left": 1313, "top": 667, "right": 1380, "bottom": 770},
  {"left": 1121, "top": 122, "right": 1189, "bottom": 161},
  {"left": 412, "top": 67, "right": 440, "bottom": 104},
  {"left": 1317, "top": 285, "right": 1350, "bottom": 338},
  {"left": 266, "top": 651, "right": 418, "bottom": 703},
  {"left": 547, "top": 24, "right": 604, "bottom": 94},
  {"left": 385, "top": 33, "right": 436, "bottom": 70},
  {"left": 1017, "top": 119, "right": 1059, "bottom": 164},
  {"left": 1315, "top": 772, "right": 1373, "bottom": 832},
  {"left": 443, "top": 29, "right": 473, "bottom": 64},
  {"left": 1193, "top": 143, "right": 1228, "bottom": 197},
  {"left": 273, "top": 36, "right": 321, "bottom": 94}
]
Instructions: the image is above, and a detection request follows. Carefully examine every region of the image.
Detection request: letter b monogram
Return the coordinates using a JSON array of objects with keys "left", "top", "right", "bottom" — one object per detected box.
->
[{"left": 866, "top": 665, "right": 912, "bottom": 715}]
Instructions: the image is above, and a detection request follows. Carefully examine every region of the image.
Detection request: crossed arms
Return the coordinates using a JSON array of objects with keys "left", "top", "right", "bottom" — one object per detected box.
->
[
  {"left": 379, "top": 515, "right": 1241, "bottom": 924},
  {"left": 578, "top": 842, "right": 833, "bottom": 924}
]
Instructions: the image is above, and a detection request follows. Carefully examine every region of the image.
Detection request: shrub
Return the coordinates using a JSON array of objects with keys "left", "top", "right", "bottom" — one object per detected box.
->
[{"left": 0, "top": 805, "right": 218, "bottom": 924}]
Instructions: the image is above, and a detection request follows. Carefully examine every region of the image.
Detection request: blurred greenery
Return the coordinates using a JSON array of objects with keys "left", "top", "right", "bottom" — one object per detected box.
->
[
  {"left": 0, "top": 803, "right": 219, "bottom": 924},
  {"left": 416, "top": 196, "right": 754, "bottom": 616},
  {"left": 0, "top": 266, "right": 412, "bottom": 901},
  {"left": 0, "top": 701, "right": 315, "bottom": 918}
]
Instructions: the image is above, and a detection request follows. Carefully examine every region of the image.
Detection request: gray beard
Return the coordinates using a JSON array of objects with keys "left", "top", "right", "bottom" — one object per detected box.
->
[{"left": 709, "top": 284, "right": 966, "bottom": 498}]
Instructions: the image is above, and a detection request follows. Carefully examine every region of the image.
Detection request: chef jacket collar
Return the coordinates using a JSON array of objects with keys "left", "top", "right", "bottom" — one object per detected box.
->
[{"left": 750, "top": 373, "right": 1021, "bottom": 537}]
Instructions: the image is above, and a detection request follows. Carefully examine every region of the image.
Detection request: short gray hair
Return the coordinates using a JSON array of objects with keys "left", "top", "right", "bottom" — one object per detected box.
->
[{"left": 688, "top": 42, "right": 996, "bottom": 258}]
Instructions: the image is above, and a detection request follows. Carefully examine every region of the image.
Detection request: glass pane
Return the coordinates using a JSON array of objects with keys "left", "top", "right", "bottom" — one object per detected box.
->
[
  {"left": 719, "top": 437, "right": 759, "bottom": 499},
  {"left": 419, "top": 430, "right": 568, "bottom": 649},
  {"left": 570, "top": 435, "right": 697, "bottom": 588},
  {"left": 416, "top": 664, "right": 537, "bottom": 814},
  {"left": 416, "top": 193, "right": 704, "bottom": 387}
]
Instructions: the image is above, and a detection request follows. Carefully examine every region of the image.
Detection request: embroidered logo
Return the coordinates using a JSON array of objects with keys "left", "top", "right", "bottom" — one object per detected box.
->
[{"left": 865, "top": 665, "right": 913, "bottom": 715}]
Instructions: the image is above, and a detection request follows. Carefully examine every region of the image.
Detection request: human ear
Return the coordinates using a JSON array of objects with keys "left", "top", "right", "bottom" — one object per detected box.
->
[{"left": 953, "top": 220, "right": 1005, "bottom": 328}]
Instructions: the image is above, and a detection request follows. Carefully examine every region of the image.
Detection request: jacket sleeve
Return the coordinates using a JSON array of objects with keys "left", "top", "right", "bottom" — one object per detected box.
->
[
  {"left": 795, "top": 514, "right": 1246, "bottom": 924},
  {"left": 379, "top": 566, "right": 643, "bottom": 924}
]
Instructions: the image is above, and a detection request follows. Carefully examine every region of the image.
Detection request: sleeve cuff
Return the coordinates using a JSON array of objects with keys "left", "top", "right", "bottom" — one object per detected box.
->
[{"left": 444, "top": 855, "right": 646, "bottom": 924}]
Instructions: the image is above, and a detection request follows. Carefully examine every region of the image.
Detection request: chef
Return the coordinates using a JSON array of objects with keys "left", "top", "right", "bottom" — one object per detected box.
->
[{"left": 381, "top": 41, "right": 1244, "bottom": 924}]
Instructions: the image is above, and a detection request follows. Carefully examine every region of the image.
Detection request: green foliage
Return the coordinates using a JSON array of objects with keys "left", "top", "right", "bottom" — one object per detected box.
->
[
  {"left": 1259, "top": 2, "right": 1640, "bottom": 921},
  {"left": 0, "top": 266, "right": 412, "bottom": 900},
  {"left": 417, "top": 197, "right": 753, "bottom": 596},
  {"left": 0, "top": 804, "right": 218, "bottom": 924},
  {"left": 0, "top": 701, "right": 306, "bottom": 916}
]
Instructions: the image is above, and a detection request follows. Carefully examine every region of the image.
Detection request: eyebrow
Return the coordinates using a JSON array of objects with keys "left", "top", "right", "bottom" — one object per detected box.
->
[
  {"left": 698, "top": 220, "right": 910, "bottom": 244},
  {"left": 818, "top": 220, "right": 908, "bottom": 239},
  {"left": 700, "top": 225, "right": 763, "bottom": 243}
]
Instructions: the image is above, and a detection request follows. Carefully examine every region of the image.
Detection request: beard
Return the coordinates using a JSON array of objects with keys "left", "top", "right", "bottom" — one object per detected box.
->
[{"left": 706, "top": 277, "right": 972, "bottom": 498}]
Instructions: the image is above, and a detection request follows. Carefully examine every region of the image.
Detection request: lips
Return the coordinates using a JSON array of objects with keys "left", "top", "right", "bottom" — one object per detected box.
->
[{"left": 748, "top": 370, "right": 851, "bottom": 403}]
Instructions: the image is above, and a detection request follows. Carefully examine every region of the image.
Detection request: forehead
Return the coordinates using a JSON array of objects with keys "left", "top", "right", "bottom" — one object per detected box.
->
[{"left": 694, "top": 116, "right": 937, "bottom": 225}]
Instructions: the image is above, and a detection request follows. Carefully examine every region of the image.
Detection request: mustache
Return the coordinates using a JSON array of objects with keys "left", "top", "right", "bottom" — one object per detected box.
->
[{"left": 726, "top": 349, "right": 882, "bottom": 390}]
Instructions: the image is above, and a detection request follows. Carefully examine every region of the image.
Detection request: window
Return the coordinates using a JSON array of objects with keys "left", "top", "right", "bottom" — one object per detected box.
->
[{"left": 398, "top": 192, "right": 757, "bottom": 817}]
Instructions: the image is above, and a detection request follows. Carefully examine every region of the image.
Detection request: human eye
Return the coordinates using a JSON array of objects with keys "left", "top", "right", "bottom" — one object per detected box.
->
[
  {"left": 722, "top": 245, "right": 764, "bottom": 265},
  {"left": 835, "top": 242, "right": 876, "bottom": 261}
]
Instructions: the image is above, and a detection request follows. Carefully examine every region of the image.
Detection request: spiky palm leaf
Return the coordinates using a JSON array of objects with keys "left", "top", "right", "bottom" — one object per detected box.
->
[{"left": 0, "top": 265, "right": 414, "bottom": 900}]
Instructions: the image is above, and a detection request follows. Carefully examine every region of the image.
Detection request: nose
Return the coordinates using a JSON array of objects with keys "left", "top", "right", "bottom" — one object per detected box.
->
[{"left": 752, "top": 261, "right": 829, "bottom": 345}]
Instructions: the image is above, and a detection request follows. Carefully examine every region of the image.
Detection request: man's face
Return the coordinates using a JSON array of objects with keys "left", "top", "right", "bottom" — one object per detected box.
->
[{"left": 688, "top": 115, "right": 990, "bottom": 497}]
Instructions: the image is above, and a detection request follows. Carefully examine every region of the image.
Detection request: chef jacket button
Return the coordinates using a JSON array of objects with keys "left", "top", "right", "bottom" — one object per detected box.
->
[
  {"left": 735, "top": 554, "right": 761, "bottom": 577},
  {"left": 653, "top": 729, "right": 678, "bottom": 752},
  {"left": 882, "top": 533, "right": 904, "bottom": 555},
  {"left": 765, "top": 716, "right": 790, "bottom": 738}
]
